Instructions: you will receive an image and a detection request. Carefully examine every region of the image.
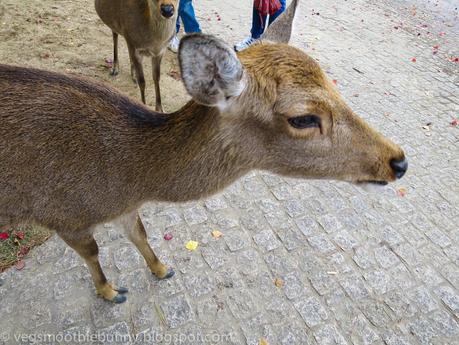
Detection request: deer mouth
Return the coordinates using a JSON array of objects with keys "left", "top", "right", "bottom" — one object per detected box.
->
[{"left": 355, "top": 180, "right": 389, "bottom": 186}]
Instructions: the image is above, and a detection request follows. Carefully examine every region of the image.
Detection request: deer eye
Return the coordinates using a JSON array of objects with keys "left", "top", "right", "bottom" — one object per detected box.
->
[{"left": 288, "top": 115, "right": 321, "bottom": 129}]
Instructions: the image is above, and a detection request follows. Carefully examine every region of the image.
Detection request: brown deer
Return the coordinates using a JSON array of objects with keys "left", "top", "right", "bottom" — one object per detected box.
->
[
  {"left": 0, "top": 4, "right": 407, "bottom": 304},
  {"left": 95, "top": 0, "right": 178, "bottom": 112}
]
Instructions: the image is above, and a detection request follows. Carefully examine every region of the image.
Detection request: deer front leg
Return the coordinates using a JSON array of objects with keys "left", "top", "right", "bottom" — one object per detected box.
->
[
  {"left": 127, "top": 42, "right": 146, "bottom": 104},
  {"left": 57, "top": 230, "right": 128, "bottom": 303},
  {"left": 122, "top": 211, "right": 174, "bottom": 279},
  {"left": 110, "top": 31, "right": 119, "bottom": 76},
  {"left": 152, "top": 54, "right": 163, "bottom": 112}
]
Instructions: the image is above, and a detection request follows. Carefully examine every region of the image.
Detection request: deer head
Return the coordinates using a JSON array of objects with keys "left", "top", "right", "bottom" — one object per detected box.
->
[{"left": 178, "top": 32, "right": 407, "bottom": 187}]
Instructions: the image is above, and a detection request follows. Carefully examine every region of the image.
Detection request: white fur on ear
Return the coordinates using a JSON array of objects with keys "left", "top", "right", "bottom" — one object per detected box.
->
[{"left": 178, "top": 34, "right": 246, "bottom": 108}]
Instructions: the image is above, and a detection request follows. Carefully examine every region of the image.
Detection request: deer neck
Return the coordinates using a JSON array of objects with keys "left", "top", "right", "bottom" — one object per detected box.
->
[{"left": 136, "top": 102, "right": 253, "bottom": 203}]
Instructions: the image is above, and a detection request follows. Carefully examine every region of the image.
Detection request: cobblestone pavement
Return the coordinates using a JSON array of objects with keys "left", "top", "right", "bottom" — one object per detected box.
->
[{"left": 1, "top": 0, "right": 458, "bottom": 344}]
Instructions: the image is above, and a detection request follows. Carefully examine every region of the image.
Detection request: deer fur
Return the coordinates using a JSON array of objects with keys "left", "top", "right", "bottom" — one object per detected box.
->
[
  {"left": 95, "top": 0, "right": 179, "bottom": 111},
  {"left": 0, "top": 0, "right": 406, "bottom": 303}
]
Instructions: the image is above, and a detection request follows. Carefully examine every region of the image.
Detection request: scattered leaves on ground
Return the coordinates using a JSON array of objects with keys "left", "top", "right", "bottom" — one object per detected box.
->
[
  {"left": 185, "top": 240, "right": 199, "bottom": 251},
  {"left": 274, "top": 278, "right": 284, "bottom": 288},
  {"left": 396, "top": 187, "right": 407, "bottom": 197},
  {"left": 259, "top": 339, "right": 269, "bottom": 345},
  {"left": 211, "top": 230, "right": 223, "bottom": 239},
  {"left": 167, "top": 69, "right": 181, "bottom": 81},
  {"left": 15, "top": 259, "right": 25, "bottom": 270},
  {"left": 163, "top": 233, "right": 173, "bottom": 241}
]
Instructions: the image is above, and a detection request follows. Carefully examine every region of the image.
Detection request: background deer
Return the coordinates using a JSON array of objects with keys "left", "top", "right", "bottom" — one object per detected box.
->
[
  {"left": 95, "top": 0, "right": 178, "bottom": 112},
  {"left": 0, "top": 1, "right": 407, "bottom": 304}
]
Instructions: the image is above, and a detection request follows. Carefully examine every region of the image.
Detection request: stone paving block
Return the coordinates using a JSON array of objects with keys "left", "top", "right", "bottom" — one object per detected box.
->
[
  {"left": 434, "top": 285, "right": 459, "bottom": 318},
  {"left": 294, "top": 296, "right": 329, "bottom": 327},
  {"left": 381, "top": 331, "right": 414, "bottom": 345},
  {"left": 413, "top": 264, "right": 445, "bottom": 287},
  {"left": 98, "top": 321, "right": 131, "bottom": 345},
  {"left": 374, "top": 246, "right": 400, "bottom": 268},
  {"left": 313, "top": 324, "right": 348, "bottom": 345},
  {"left": 363, "top": 269, "right": 395, "bottom": 295},
  {"left": 183, "top": 206, "right": 208, "bottom": 225},
  {"left": 253, "top": 229, "right": 282, "bottom": 252},
  {"left": 295, "top": 216, "right": 321, "bottom": 237},
  {"left": 407, "top": 286, "right": 439, "bottom": 314},
  {"left": 90, "top": 298, "right": 129, "bottom": 328},
  {"left": 408, "top": 316, "right": 437, "bottom": 345},
  {"left": 241, "top": 314, "right": 276, "bottom": 345},
  {"left": 113, "top": 246, "right": 142, "bottom": 272},
  {"left": 333, "top": 229, "right": 359, "bottom": 251},
  {"left": 183, "top": 272, "right": 215, "bottom": 298},
  {"left": 430, "top": 309, "right": 459, "bottom": 338},
  {"left": 308, "top": 234, "right": 337, "bottom": 254},
  {"left": 160, "top": 296, "right": 194, "bottom": 329},
  {"left": 384, "top": 290, "right": 417, "bottom": 319},
  {"left": 226, "top": 289, "right": 258, "bottom": 320},
  {"left": 281, "top": 271, "right": 308, "bottom": 300},
  {"left": 353, "top": 247, "right": 377, "bottom": 270},
  {"left": 339, "top": 274, "right": 370, "bottom": 301},
  {"left": 275, "top": 321, "right": 312, "bottom": 345}
]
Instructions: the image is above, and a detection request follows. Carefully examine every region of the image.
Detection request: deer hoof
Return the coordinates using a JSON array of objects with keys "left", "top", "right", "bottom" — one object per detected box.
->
[
  {"left": 164, "top": 268, "right": 175, "bottom": 279},
  {"left": 115, "top": 286, "right": 129, "bottom": 294},
  {"left": 110, "top": 67, "right": 119, "bottom": 76},
  {"left": 111, "top": 293, "right": 127, "bottom": 304}
]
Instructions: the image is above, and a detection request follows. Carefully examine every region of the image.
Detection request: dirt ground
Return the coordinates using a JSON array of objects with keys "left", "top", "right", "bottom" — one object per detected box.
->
[{"left": 0, "top": 0, "right": 254, "bottom": 112}]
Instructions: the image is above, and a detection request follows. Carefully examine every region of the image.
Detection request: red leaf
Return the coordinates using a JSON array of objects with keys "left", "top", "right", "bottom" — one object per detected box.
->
[
  {"left": 451, "top": 119, "right": 458, "bottom": 126},
  {"left": 332, "top": 79, "right": 338, "bottom": 85},
  {"left": 19, "top": 246, "right": 30, "bottom": 256},
  {"left": 15, "top": 231, "right": 25, "bottom": 240},
  {"left": 15, "top": 260, "right": 25, "bottom": 270},
  {"left": 411, "top": 57, "right": 417, "bottom": 62},
  {"left": 0, "top": 232, "right": 9, "bottom": 240},
  {"left": 163, "top": 233, "right": 173, "bottom": 241}
]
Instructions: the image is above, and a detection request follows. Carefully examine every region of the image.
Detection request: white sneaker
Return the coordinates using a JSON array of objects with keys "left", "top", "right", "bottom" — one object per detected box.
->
[
  {"left": 234, "top": 36, "right": 258, "bottom": 52},
  {"left": 168, "top": 35, "right": 180, "bottom": 53}
]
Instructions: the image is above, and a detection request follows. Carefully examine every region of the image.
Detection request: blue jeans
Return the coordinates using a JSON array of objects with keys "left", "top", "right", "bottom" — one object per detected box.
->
[
  {"left": 176, "top": 0, "right": 201, "bottom": 34},
  {"left": 251, "top": 0, "right": 286, "bottom": 39}
]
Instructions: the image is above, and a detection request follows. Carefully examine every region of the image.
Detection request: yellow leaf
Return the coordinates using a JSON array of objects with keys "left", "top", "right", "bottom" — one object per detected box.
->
[
  {"left": 274, "top": 278, "right": 284, "bottom": 288},
  {"left": 259, "top": 338, "right": 269, "bottom": 345},
  {"left": 185, "top": 240, "right": 199, "bottom": 251},
  {"left": 211, "top": 230, "right": 223, "bottom": 238}
]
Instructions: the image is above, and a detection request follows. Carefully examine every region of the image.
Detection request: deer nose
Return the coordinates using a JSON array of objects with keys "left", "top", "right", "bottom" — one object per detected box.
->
[
  {"left": 390, "top": 158, "right": 408, "bottom": 179},
  {"left": 160, "top": 4, "right": 175, "bottom": 18}
]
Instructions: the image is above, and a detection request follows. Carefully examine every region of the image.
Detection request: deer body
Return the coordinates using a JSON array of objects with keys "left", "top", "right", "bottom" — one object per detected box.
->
[
  {"left": 95, "top": 0, "right": 178, "bottom": 111},
  {"left": 0, "top": 1, "right": 407, "bottom": 304}
]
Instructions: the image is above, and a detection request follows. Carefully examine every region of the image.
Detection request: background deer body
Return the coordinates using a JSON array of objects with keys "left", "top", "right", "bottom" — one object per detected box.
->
[{"left": 95, "top": 0, "right": 178, "bottom": 111}]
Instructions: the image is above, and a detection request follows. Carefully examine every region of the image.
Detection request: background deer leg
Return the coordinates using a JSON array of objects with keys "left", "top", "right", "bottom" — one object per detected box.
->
[
  {"left": 122, "top": 211, "right": 174, "bottom": 279},
  {"left": 127, "top": 42, "right": 146, "bottom": 103},
  {"left": 152, "top": 54, "right": 163, "bottom": 112},
  {"left": 110, "top": 31, "right": 119, "bottom": 76},
  {"left": 57, "top": 230, "right": 128, "bottom": 303}
]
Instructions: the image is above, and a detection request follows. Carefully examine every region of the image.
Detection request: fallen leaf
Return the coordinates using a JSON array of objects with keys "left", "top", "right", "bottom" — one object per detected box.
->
[
  {"left": 164, "top": 233, "right": 173, "bottom": 241},
  {"left": 104, "top": 57, "right": 113, "bottom": 69},
  {"left": 15, "top": 260, "right": 25, "bottom": 270},
  {"left": 211, "top": 230, "right": 223, "bottom": 239},
  {"left": 15, "top": 231, "right": 25, "bottom": 240},
  {"left": 332, "top": 79, "right": 338, "bottom": 85},
  {"left": 0, "top": 232, "right": 9, "bottom": 240},
  {"left": 18, "top": 246, "right": 30, "bottom": 256},
  {"left": 185, "top": 240, "right": 199, "bottom": 251},
  {"left": 411, "top": 57, "right": 417, "bottom": 62},
  {"left": 274, "top": 278, "right": 284, "bottom": 288},
  {"left": 167, "top": 69, "right": 181, "bottom": 81},
  {"left": 451, "top": 119, "right": 458, "bottom": 126},
  {"left": 259, "top": 339, "right": 269, "bottom": 345},
  {"left": 396, "top": 187, "right": 407, "bottom": 197}
]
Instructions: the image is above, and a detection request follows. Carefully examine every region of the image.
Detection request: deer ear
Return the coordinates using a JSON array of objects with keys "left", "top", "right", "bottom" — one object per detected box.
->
[
  {"left": 178, "top": 34, "right": 246, "bottom": 109},
  {"left": 262, "top": 0, "right": 299, "bottom": 44}
]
